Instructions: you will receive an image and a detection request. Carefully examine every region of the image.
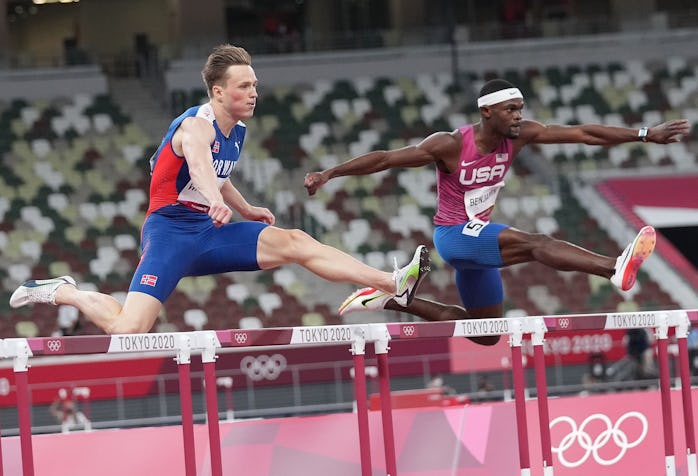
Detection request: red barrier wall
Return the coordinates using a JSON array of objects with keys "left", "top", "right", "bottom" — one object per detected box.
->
[
  {"left": 0, "top": 339, "right": 453, "bottom": 406},
  {"left": 0, "top": 331, "right": 629, "bottom": 407},
  {"left": 2, "top": 388, "right": 695, "bottom": 475}
]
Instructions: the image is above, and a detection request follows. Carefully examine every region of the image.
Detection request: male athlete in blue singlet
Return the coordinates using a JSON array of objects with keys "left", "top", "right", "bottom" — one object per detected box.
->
[
  {"left": 133, "top": 102, "right": 260, "bottom": 302},
  {"left": 305, "top": 79, "right": 690, "bottom": 345},
  {"left": 9, "top": 45, "right": 429, "bottom": 334}
]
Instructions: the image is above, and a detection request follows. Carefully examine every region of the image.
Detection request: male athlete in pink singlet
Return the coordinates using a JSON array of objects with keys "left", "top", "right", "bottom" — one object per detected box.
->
[{"left": 305, "top": 79, "right": 690, "bottom": 345}]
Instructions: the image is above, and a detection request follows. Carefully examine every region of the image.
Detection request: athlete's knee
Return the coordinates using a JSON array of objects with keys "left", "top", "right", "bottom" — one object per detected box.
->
[
  {"left": 469, "top": 335, "right": 501, "bottom": 346},
  {"left": 519, "top": 233, "right": 559, "bottom": 259},
  {"left": 467, "top": 305, "right": 503, "bottom": 320},
  {"left": 441, "top": 305, "right": 469, "bottom": 321},
  {"left": 528, "top": 232, "right": 556, "bottom": 247},
  {"left": 105, "top": 317, "right": 152, "bottom": 335},
  {"left": 278, "top": 228, "right": 315, "bottom": 260},
  {"left": 467, "top": 305, "right": 504, "bottom": 345}
]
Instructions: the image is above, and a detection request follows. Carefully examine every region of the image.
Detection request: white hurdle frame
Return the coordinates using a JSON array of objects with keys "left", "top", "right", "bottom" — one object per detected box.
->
[{"left": 0, "top": 309, "right": 696, "bottom": 476}]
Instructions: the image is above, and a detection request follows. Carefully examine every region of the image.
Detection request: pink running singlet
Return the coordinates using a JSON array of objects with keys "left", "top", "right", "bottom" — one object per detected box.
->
[{"left": 434, "top": 125, "right": 514, "bottom": 225}]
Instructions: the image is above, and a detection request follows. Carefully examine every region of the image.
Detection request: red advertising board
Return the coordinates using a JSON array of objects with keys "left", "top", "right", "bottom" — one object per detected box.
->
[{"left": 449, "top": 328, "right": 628, "bottom": 372}]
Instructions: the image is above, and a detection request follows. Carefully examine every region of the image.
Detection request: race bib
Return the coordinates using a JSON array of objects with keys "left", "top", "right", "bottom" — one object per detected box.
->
[
  {"left": 462, "top": 218, "right": 488, "bottom": 237},
  {"left": 463, "top": 182, "right": 505, "bottom": 219},
  {"left": 176, "top": 177, "right": 227, "bottom": 207}
]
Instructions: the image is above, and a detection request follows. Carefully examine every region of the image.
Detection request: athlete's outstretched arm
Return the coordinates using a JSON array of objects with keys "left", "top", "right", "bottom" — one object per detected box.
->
[
  {"left": 304, "top": 131, "right": 456, "bottom": 195},
  {"left": 520, "top": 118, "right": 690, "bottom": 146}
]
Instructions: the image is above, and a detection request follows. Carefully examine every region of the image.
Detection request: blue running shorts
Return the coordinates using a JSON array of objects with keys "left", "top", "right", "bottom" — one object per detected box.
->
[
  {"left": 129, "top": 205, "right": 267, "bottom": 302},
  {"left": 433, "top": 221, "right": 509, "bottom": 309}
]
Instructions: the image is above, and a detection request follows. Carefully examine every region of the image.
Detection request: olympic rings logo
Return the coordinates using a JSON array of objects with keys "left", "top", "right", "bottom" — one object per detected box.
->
[
  {"left": 402, "top": 325, "right": 416, "bottom": 337},
  {"left": 550, "top": 412, "right": 648, "bottom": 467},
  {"left": 558, "top": 318, "right": 570, "bottom": 329},
  {"left": 233, "top": 332, "right": 248, "bottom": 344},
  {"left": 240, "top": 354, "right": 287, "bottom": 381},
  {"left": 46, "top": 340, "right": 62, "bottom": 352}
]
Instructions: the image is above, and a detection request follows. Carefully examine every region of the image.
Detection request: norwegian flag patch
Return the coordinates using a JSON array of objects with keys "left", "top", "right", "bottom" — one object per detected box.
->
[
  {"left": 140, "top": 274, "right": 158, "bottom": 287},
  {"left": 212, "top": 141, "right": 220, "bottom": 153}
]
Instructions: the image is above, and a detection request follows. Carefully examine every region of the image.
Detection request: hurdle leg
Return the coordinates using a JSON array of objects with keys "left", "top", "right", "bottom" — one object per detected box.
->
[
  {"left": 351, "top": 333, "right": 373, "bottom": 476},
  {"left": 657, "top": 314, "right": 676, "bottom": 476},
  {"left": 176, "top": 335, "right": 197, "bottom": 476},
  {"left": 531, "top": 318, "right": 553, "bottom": 476},
  {"left": 0, "top": 341, "right": 4, "bottom": 476},
  {"left": 0, "top": 400, "right": 3, "bottom": 476},
  {"left": 5, "top": 339, "right": 34, "bottom": 476},
  {"left": 15, "top": 371, "right": 34, "bottom": 476},
  {"left": 375, "top": 338, "right": 397, "bottom": 476},
  {"left": 675, "top": 312, "right": 697, "bottom": 476},
  {"left": 509, "top": 320, "right": 531, "bottom": 476},
  {"left": 201, "top": 334, "right": 223, "bottom": 476}
]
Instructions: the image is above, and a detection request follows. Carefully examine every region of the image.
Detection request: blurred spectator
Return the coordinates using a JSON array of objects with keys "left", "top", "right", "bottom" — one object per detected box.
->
[
  {"left": 626, "top": 328, "right": 656, "bottom": 378},
  {"left": 263, "top": 14, "right": 302, "bottom": 53},
  {"left": 501, "top": 0, "right": 527, "bottom": 24},
  {"left": 477, "top": 375, "right": 494, "bottom": 392},
  {"left": 580, "top": 352, "right": 607, "bottom": 395},
  {"left": 471, "top": 375, "right": 498, "bottom": 402},
  {"left": 63, "top": 38, "right": 90, "bottom": 66},
  {"left": 50, "top": 388, "right": 91, "bottom": 433},
  {"left": 607, "top": 329, "right": 657, "bottom": 382},
  {"left": 427, "top": 375, "right": 456, "bottom": 395},
  {"left": 134, "top": 33, "right": 158, "bottom": 78},
  {"left": 500, "top": 0, "right": 528, "bottom": 38},
  {"left": 541, "top": 0, "right": 571, "bottom": 20}
]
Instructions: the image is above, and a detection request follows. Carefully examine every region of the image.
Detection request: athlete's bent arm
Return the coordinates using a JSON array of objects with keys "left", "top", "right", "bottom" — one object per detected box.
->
[
  {"left": 178, "top": 117, "right": 223, "bottom": 203},
  {"left": 177, "top": 117, "right": 232, "bottom": 225},
  {"left": 304, "top": 131, "right": 456, "bottom": 195}
]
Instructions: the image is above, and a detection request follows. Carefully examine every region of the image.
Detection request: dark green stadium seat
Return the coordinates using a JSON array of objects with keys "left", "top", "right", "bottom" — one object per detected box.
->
[
  {"left": 170, "top": 89, "right": 187, "bottom": 114},
  {"left": 189, "top": 88, "right": 207, "bottom": 106}
]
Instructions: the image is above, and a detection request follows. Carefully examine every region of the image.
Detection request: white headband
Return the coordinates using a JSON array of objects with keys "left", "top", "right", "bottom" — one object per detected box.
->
[{"left": 477, "top": 88, "right": 523, "bottom": 107}]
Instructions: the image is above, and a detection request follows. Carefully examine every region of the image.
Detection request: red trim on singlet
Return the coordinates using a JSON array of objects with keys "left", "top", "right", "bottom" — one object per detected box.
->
[
  {"left": 147, "top": 142, "right": 184, "bottom": 216},
  {"left": 177, "top": 201, "right": 210, "bottom": 213}
]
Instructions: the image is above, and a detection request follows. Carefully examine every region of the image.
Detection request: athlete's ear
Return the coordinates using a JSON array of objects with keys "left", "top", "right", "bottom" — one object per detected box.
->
[
  {"left": 211, "top": 84, "right": 223, "bottom": 101},
  {"left": 480, "top": 106, "right": 492, "bottom": 120}
]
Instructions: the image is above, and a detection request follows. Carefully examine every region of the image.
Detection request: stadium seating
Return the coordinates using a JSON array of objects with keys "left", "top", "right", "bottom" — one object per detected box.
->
[{"left": 2, "top": 55, "right": 695, "bottom": 336}]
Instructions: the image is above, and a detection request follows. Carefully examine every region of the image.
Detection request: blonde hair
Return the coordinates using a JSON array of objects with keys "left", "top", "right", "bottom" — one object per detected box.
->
[{"left": 201, "top": 44, "right": 252, "bottom": 96}]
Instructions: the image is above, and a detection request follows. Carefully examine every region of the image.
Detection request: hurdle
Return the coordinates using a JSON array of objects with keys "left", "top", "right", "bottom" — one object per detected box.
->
[
  {"left": 0, "top": 309, "right": 696, "bottom": 476},
  {"left": 541, "top": 310, "right": 698, "bottom": 476}
]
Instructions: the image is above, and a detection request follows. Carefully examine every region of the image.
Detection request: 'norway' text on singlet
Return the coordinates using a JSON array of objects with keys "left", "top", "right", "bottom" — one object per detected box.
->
[{"left": 147, "top": 103, "right": 246, "bottom": 215}]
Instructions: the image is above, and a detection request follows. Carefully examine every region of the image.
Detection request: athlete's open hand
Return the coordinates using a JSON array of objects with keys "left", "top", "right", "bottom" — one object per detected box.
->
[
  {"left": 648, "top": 119, "right": 691, "bottom": 143},
  {"left": 304, "top": 171, "right": 328, "bottom": 196}
]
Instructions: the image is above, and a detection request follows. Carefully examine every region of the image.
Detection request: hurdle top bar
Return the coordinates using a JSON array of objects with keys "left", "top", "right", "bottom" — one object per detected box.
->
[{"left": 0, "top": 309, "right": 695, "bottom": 358}]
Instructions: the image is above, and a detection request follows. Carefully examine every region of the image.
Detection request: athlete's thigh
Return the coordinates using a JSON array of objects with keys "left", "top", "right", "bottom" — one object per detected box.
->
[
  {"left": 455, "top": 267, "right": 504, "bottom": 309},
  {"left": 189, "top": 221, "right": 268, "bottom": 275},
  {"left": 254, "top": 226, "right": 315, "bottom": 269},
  {"left": 129, "top": 213, "right": 196, "bottom": 302},
  {"left": 497, "top": 226, "right": 541, "bottom": 265},
  {"left": 433, "top": 222, "right": 508, "bottom": 268},
  {"left": 118, "top": 291, "right": 164, "bottom": 334}
]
